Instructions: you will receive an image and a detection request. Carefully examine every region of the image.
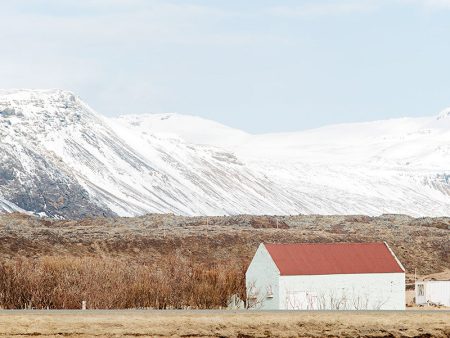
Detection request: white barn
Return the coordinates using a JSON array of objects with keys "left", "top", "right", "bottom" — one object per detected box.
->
[
  {"left": 246, "top": 242, "right": 405, "bottom": 310},
  {"left": 415, "top": 280, "right": 450, "bottom": 307}
]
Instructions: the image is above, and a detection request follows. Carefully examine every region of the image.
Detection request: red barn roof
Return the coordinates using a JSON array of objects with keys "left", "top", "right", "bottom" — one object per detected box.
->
[{"left": 264, "top": 242, "right": 404, "bottom": 276}]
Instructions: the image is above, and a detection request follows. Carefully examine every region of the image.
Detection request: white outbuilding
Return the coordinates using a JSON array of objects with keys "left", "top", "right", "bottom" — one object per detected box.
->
[
  {"left": 246, "top": 242, "right": 405, "bottom": 310},
  {"left": 415, "top": 280, "right": 450, "bottom": 307}
]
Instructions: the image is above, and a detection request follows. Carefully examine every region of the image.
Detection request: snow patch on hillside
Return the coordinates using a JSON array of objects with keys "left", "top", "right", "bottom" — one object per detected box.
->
[
  {"left": 114, "top": 113, "right": 250, "bottom": 150},
  {"left": 0, "top": 197, "right": 24, "bottom": 213}
]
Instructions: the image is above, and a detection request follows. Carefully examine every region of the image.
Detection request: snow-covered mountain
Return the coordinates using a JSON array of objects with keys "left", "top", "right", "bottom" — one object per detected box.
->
[
  {"left": 116, "top": 112, "right": 450, "bottom": 216},
  {"left": 0, "top": 89, "right": 303, "bottom": 217},
  {"left": 1, "top": 89, "right": 449, "bottom": 218}
]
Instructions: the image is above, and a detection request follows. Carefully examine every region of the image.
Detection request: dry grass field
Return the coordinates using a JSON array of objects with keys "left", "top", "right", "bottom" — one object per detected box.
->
[{"left": 0, "top": 310, "right": 448, "bottom": 338}]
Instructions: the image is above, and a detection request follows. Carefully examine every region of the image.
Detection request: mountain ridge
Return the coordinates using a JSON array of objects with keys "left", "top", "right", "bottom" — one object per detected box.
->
[{"left": 1, "top": 89, "right": 449, "bottom": 218}]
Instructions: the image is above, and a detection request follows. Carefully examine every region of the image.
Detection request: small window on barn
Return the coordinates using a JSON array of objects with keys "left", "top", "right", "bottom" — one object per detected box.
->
[{"left": 417, "top": 284, "right": 424, "bottom": 296}]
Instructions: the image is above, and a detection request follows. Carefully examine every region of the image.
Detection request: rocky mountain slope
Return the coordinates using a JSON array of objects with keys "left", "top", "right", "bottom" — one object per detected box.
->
[
  {"left": 0, "top": 90, "right": 301, "bottom": 218},
  {"left": 1, "top": 89, "right": 449, "bottom": 218}
]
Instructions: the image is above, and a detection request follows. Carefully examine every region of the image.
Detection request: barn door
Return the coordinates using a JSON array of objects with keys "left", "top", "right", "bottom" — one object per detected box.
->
[{"left": 416, "top": 283, "right": 426, "bottom": 305}]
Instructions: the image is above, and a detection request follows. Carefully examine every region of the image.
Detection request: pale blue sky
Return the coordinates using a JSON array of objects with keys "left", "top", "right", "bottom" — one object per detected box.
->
[{"left": 1, "top": 0, "right": 449, "bottom": 133}]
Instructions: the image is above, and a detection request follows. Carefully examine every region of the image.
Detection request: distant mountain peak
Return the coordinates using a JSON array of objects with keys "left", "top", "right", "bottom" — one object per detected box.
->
[
  {"left": 0, "top": 88, "right": 77, "bottom": 101},
  {"left": 436, "top": 107, "right": 450, "bottom": 120},
  {"left": 0, "top": 88, "right": 79, "bottom": 110},
  {"left": 0, "top": 88, "right": 101, "bottom": 127}
]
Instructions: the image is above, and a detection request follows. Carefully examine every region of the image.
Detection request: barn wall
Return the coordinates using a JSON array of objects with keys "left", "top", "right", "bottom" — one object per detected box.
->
[
  {"left": 416, "top": 281, "right": 450, "bottom": 307},
  {"left": 245, "top": 244, "right": 280, "bottom": 309},
  {"left": 279, "top": 272, "right": 405, "bottom": 310}
]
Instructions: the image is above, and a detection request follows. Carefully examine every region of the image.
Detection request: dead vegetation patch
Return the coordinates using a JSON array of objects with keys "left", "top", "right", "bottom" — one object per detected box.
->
[{"left": 0, "top": 212, "right": 448, "bottom": 309}]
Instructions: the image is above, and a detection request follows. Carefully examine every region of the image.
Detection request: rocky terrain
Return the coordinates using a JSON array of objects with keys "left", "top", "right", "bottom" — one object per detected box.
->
[{"left": 0, "top": 213, "right": 448, "bottom": 281}]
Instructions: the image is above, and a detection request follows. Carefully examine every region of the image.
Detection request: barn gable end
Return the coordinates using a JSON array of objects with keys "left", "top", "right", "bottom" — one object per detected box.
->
[{"left": 245, "top": 243, "right": 280, "bottom": 309}]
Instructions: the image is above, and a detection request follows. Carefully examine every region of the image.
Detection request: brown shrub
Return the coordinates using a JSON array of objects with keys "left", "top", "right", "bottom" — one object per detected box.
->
[{"left": 0, "top": 255, "right": 246, "bottom": 309}]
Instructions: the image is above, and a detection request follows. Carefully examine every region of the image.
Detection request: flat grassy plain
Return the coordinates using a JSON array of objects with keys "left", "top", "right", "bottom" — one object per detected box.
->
[{"left": 0, "top": 310, "right": 448, "bottom": 338}]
